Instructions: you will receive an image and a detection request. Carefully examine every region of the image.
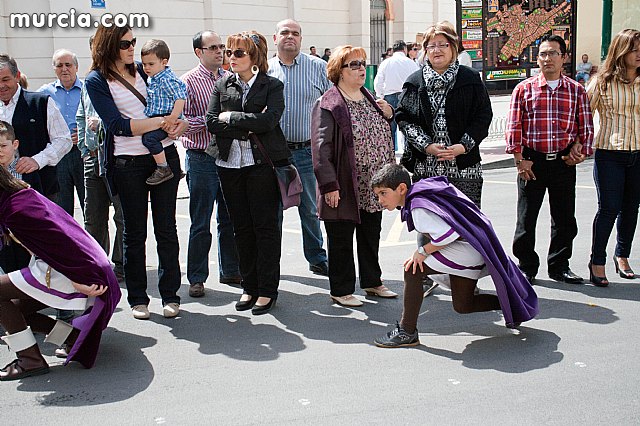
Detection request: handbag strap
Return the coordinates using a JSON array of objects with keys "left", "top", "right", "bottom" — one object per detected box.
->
[
  {"left": 249, "top": 134, "right": 275, "bottom": 168},
  {"left": 111, "top": 71, "right": 147, "bottom": 107}
]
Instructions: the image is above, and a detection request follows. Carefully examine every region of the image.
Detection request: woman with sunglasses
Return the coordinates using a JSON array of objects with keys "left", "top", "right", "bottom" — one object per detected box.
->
[
  {"left": 85, "top": 24, "right": 187, "bottom": 320},
  {"left": 206, "top": 31, "right": 290, "bottom": 315},
  {"left": 586, "top": 29, "right": 640, "bottom": 286},
  {"left": 311, "top": 45, "right": 396, "bottom": 307}
]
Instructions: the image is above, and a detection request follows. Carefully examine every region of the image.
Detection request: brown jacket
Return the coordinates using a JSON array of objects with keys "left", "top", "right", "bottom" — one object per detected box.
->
[{"left": 311, "top": 86, "right": 390, "bottom": 224}]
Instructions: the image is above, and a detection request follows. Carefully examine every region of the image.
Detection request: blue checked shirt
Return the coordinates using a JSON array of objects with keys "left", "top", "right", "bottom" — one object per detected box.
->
[
  {"left": 144, "top": 66, "right": 188, "bottom": 117},
  {"left": 268, "top": 53, "right": 332, "bottom": 142}
]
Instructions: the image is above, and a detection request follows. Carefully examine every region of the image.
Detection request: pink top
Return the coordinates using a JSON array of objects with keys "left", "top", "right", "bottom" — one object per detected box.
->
[{"left": 108, "top": 74, "right": 171, "bottom": 156}]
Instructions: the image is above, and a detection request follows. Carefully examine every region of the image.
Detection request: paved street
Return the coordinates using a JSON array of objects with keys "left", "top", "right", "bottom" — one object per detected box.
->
[{"left": 2, "top": 158, "right": 639, "bottom": 424}]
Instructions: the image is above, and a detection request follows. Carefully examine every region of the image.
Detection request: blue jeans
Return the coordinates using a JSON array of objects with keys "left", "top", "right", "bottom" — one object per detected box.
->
[
  {"left": 55, "top": 146, "right": 85, "bottom": 218},
  {"left": 384, "top": 93, "right": 400, "bottom": 151},
  {"left": 591, "top": 149, "right": 640, "bottom": 265},
  {"left": 185, "top": 149, "right": 239, "bottom": 284},
  {"left": 113, "top": 144, "right": 181, "bottom": 307},
  {"left": 83, "top": 154, "right": 124, "bottom": 275},
  {"left": 283, "top": 147, "right": 327, "bottom": 266}
]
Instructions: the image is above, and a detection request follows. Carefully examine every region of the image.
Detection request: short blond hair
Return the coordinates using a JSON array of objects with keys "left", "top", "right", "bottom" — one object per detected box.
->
[{"left": 326, "top": 45, "right": 367, "bottom": 85}]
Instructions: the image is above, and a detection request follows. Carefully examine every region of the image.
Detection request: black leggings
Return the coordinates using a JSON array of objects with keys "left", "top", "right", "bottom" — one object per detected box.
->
[{"left": 400, "top": 265, "right": 501, "bottom": 333}]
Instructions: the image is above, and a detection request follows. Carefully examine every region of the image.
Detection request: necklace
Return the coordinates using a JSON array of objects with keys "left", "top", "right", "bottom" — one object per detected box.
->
[{"left": 337, "top": 85, "right": 362, "bottom": 102}]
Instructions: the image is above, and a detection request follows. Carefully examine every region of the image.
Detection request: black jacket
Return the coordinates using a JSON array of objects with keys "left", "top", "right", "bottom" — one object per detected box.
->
[
  {"left": 396, "top": 65, "right": 492, "bottom": 171},
  {"left": 206, "top": 72, "right": 290, "bottom": 165}
]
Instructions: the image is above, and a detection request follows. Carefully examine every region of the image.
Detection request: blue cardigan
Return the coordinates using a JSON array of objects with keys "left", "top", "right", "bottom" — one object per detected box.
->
[{"left": 84, "top": 63, "right": 147, "bottom": 195}]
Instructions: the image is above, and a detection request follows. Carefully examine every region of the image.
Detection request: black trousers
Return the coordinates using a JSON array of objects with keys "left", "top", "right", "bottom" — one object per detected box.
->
[
  {"left": 513, "top": 158, "right": 578, "bottom": 275},
  {"left": 217, "top": 164, "right": 281, "bottom": 299},
  {"left": 324, "top": 210, "right": 383, "bottom": 297}
]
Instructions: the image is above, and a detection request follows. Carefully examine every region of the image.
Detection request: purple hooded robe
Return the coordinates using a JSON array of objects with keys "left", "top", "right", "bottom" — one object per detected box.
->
[
  {"left": 0, "top": 188, "right": 121, "bottom": 368},
  {"left": 402, "top": 176, "right": 538, "bottom": 327}
]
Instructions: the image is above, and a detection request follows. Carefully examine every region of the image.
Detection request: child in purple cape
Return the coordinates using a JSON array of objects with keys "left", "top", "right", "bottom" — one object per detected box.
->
[
  {"left": 371, "top": 164, "right": 538, "bottom": 348},
  {"left": 0, "top": 166, "right": 121, "bottom": 380}
]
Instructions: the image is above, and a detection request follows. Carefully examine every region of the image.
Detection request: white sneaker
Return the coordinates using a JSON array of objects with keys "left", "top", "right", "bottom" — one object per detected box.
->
[
  {"left": 132, "top": 305, "right": 150, "bottom": 320},
  {"left": 330, "top": 294, "right": 364, "bottom": 307},
  {"left": 163, "top": 303, "right": 180, "bottom": 318}
]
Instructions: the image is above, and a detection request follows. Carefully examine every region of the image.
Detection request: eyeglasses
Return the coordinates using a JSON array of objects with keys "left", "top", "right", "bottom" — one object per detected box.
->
[
  {"left": 201, "top": 44, "right": 226, "bottom": 52},
  {"left": 341, "top": 60, "right": 366, "bottom": 70},
  {"left": 425, "top": 43, "right": 449, "bottom": 52},
  {"left": 538, "top": 51, "right": 562, "bottom": 59},
  {"left": 119, "top": 38, "right": 137, "bottom": 50},
  {"left": 225, "top": 49, "right": 248, "bottom": 58}
]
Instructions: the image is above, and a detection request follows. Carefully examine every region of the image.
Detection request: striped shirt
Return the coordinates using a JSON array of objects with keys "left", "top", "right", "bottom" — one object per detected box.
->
[
  {"left": 506, "top": 73, "right": 594, "bottom": 155},
  {"left": 268, "top": 53, "right": 332, "bottom": 142},
  {"left": 144, "top": 66, "right": 187, "bottom": 117},
  {"left": 587, "top": 76, "right": 640, "bottom": 151},
  {"left": 108, "top": 74, "right": 171, "bottom": 156},
  {"left": 179, "top": 63, "right": 228, "bottom": 150}
]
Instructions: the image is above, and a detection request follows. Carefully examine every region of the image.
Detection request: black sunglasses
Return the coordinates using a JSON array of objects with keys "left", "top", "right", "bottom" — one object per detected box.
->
[
  {"left": 202, "top": 44, "right": 226, "bottom": 52},
  {"left": 225, "top": 49, "right": 248, "bottom": 58},
  {"left": 119, "top": 38, "right": 137, "bottom": 50},
  {"left": 341, "top": 60, "right": 366, "bottom": 70}
]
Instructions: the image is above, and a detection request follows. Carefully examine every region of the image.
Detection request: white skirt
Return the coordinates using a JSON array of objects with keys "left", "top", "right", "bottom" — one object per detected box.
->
[
  {"left": 8, "top": 257, "right": 94, "bottom": 311},
  {"left": 425, "top": 240, "right": 488, "bottom": 281}
]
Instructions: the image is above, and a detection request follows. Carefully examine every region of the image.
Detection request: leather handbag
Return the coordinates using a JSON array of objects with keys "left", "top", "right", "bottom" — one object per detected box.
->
[{"left": 250, "top": 134, "right": 303, "bottom": 210}]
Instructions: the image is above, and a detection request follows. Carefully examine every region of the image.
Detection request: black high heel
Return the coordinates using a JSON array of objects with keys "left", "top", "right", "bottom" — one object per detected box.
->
[
  {"left": 235, "top": 295, "right": 257, "bottom": 311},
  {"left": 251, "top": 298, "right": 276, "bottom": 315},
  {"left": 588, "top": 262, "right": 609, "bottom": 287},
  {"left": 612, "top": 256, "right": 635, "bottom": 279}
]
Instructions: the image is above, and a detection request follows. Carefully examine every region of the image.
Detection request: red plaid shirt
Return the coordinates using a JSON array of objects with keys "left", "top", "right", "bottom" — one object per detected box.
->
[{"left": 506, "top": 73, "right": 594, "bottom": 155}]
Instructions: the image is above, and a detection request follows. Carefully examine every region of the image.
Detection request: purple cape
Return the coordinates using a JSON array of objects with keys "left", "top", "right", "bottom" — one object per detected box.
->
[
  {"left": 402, "top": 176, "right": 538, "bottom": 327},
  {"left": 0, "top": 188, "right": 121, "bottom": 368}
]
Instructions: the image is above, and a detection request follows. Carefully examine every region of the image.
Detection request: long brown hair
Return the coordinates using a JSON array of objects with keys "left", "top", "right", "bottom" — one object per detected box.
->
[
  {"left": 597, "top": 28, "right": 640, "bottom": 90},
  {"left": 0, "top": 166, "right": 29, "bottom": 194},
  {"left": 90, "top": 24, "right": 135, "bottom": 79}
]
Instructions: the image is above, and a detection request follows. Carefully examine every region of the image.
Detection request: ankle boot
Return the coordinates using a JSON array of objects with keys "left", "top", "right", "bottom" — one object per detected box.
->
[{"left": 0, "top": 327, "right": 49, "bottom": 381}]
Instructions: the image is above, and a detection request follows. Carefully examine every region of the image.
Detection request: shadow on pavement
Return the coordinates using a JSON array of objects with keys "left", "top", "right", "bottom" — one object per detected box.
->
[
  {"left": 158, "top": 310, "right": 306, "bottom": 361},
  {"left": 532, "top": 278, "right": 640, "bottom": 302},
  {"left": 15, "top": 329, "right": 156, "bottom": 406}
]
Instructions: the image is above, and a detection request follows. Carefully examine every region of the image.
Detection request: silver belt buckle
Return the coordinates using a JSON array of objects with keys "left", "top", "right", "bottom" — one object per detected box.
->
[{"left": 545, "top": 153, "right": 558, "bottom": 160}]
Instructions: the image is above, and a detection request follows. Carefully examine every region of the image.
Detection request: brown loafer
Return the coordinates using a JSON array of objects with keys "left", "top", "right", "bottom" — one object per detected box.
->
[{"left": 189, "top": 282, "right": 205, "bottom": 297}]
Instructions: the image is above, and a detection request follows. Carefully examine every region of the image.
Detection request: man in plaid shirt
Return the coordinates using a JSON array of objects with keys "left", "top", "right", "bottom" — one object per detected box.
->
[{"left": 506, "top": 34, "right": 594, "bottom": 285}]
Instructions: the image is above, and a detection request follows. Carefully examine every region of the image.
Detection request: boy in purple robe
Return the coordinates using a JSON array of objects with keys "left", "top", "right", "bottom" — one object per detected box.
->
[
  {"left": 0, "top": 166, "right": 121, "bottom": 380},
  {"left": 371, "top": 164, "right": 538, "bottom": 348}
]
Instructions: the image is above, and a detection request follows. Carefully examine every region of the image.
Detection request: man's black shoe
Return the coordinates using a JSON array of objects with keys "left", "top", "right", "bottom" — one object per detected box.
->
[
  {"left": 309, "top": 261, "right": 329, "bottom": 276},
  {"left": 549, "top": 269, "right": 583, "bottom": 284}
]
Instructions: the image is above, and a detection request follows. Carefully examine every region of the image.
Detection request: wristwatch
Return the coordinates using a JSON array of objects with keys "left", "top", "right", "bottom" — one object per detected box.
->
[{"left": 417, "top": 245, "right": 428, "bottom": 256}]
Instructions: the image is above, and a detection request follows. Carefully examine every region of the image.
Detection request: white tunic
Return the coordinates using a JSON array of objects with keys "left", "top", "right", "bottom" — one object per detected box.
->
[
  {"left": 412, "top": 208, "right": 488, "bottom": 280},
  {"left": 8, "top": 257, "right": 95, "bottom": 311}
]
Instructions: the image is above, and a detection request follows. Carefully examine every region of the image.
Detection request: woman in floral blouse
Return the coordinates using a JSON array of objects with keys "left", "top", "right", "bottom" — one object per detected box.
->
[{"left": 311, "top": 45, "right": 396, "bottom": 307}]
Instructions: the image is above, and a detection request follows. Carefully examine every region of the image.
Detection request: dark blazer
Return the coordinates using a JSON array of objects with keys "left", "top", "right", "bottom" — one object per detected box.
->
[
  {"left": 206, "top": 72, "right": 290, "bottom": 165},
  {"left": 12, "top": 90, "right": 55, "bottom": 195},
  {"left": 396, "top": 65, "right": 492, "bottom": 171},
  {"left": 311, "top": 86, "right": 391, "bottom": 224},
  {"left": 84, "top": 63, "right": 148, "bottom": 196}
]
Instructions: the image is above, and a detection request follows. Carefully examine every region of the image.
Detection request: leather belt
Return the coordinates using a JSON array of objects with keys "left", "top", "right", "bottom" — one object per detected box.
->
[
  {"left": 523, "top": 145, "right": 572, "bottom": 162},
  {"left": 287, "top": 140, "right": 311, "bottom": 150}
]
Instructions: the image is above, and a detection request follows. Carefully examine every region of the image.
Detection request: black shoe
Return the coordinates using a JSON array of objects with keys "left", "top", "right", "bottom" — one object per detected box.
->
[
  {"left": 588, "top": 262, "right": 609, "bottom": 287},
  {"left": 252, "top": 298, "right": 276, "bottom": 315},
  {"left": 220, "top": 275, "right": 242, "bottom": 285},
  {"left": 309, "top": 261, "right": 329, "bottom": 276},
  {"left": 374, "top": 323, "right": 420, "bottom": 348},
  {"left": 549, "top": 269, "right": 583, "bottom": 284},
  {"left": 613, "top": 256, "right": 635, "bottom": 279},
  {"left": 235, "top": 295, "right": 257, "bottom": 311}
]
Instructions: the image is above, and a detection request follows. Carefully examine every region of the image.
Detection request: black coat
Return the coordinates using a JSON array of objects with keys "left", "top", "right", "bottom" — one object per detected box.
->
[
  {"left": 206, "top": 72, "right": 290, "bottom": 165},
  {"left": 396, "top": 65, "right": 492, "bottom": 171}
]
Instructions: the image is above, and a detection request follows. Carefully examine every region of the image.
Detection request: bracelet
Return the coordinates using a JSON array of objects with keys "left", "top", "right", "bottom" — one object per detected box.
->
[{"left": 515, "top": 159, "right": 523, "bottom": 165}]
